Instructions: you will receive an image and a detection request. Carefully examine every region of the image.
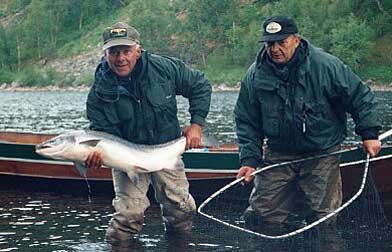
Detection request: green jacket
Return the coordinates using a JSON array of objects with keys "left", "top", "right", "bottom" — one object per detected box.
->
[
  {"left": 87, "top": 51, "right": 211, "bottom": 145},
  {"left": 234, "top": 39, "right": 381, "bottom": 168}
]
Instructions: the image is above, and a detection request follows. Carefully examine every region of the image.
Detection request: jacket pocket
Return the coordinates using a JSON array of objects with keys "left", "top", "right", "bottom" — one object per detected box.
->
[
  {"left": 103, "top": 97, "right": 135, "bottom": 124},
  {"left": 146, "top": 81, "right": 175, "bottom": 107},
  {"left": 258, "top": 92, "right": 282, "bottom": 138},
  {"left": 302, "top": 102, "right": 324, "bottom": 136},
  {"left": 146, "top": 82, "right": 180, "bottom": 136},
  {"left": 103, "top": 103, "right": 120, "bottom": 124}
]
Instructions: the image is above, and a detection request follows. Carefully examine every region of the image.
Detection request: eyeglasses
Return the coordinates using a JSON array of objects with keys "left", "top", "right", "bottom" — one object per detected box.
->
[{"left": 109, "top": 28, "right": 127, "bottom": 38}]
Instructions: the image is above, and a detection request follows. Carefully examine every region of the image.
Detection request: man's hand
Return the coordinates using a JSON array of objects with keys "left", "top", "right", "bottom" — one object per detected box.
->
[
  {"left": 183, "top": 123, "right": 202, "bottom": 149},
  {"left": 85, "top": 151, "right": 103, "bottom": 169},
  {"left": 236, "top": 166, "right": 256, "bottom": 185},
  {"left": 363, "top": 139, "right": 381, "bottom": 158}
]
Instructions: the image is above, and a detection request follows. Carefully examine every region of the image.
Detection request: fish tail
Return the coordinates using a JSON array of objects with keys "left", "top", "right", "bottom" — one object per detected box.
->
[{"left": 74, "top": 162, "right": 88, "bottom": 177}]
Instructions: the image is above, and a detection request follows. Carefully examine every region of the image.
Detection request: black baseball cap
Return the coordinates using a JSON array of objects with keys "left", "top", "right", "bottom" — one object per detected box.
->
[{"left": 260, "top": 16, "right": 298, "bottom": 42}]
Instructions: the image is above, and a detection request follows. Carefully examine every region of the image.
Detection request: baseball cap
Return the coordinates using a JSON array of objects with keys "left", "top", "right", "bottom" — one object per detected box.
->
[
  {"left": 102, "top": 22, "right": 140, "bottom": 50},
  {"left": 260, "top": 16, "right": 298, "bottom": 42}
]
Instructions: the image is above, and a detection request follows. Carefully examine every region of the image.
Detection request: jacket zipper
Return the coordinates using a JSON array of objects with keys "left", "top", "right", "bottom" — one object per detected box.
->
[{"left": 302, "top": 104, "right": 308, "bottom": 134}]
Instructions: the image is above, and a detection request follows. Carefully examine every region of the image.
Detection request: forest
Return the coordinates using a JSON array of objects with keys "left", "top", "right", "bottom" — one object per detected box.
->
[{"left": 0, "top": 0, "right": 391, "bottom": 86}]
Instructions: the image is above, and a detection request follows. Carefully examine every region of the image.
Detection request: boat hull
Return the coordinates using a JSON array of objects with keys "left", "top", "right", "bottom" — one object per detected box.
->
[{"left": 1, "top": 132, "right": 392, "bottom": 203}]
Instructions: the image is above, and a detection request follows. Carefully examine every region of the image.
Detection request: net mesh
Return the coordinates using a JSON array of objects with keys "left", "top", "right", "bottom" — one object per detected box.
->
[{"left": 198, "top": 152, "right": 392, "bottom": 251}]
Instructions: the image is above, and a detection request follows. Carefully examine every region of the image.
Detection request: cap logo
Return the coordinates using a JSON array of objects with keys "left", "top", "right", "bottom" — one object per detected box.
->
[
  {"left": 109, "top": 28, "right": 127, "bottom": 38},
  {"left": 266, "top": 22, "right": 282, "bottom": 34}
]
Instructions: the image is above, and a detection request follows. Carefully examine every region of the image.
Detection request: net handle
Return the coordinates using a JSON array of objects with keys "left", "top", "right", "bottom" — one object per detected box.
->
[
  {"left": 252, "top": 128, "right": 392, "bottom": 178},
  {"left": 379, "top": 128, "right": 392, "bottom": 141},
  {"left": 198, "top": 128, "right": 392, "bottom": 239}
]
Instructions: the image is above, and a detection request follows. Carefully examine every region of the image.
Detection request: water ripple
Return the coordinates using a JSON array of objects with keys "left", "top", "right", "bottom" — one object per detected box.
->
[{"left": 2, "top": 91, "right": 391, "bottom": 144}]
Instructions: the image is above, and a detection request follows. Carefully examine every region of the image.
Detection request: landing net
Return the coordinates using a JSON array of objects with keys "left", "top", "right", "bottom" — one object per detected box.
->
[{"left": 198, "top": 131, "right": 392, "bottom": 251}]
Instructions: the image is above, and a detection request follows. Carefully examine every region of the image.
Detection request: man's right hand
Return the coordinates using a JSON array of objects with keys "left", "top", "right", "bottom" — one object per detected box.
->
[
  {"left": 236, "top": 166, "right": 256, "bottom": 184},
  {"left": 85, "top": 151, "right": 103, "bottom": 169}
]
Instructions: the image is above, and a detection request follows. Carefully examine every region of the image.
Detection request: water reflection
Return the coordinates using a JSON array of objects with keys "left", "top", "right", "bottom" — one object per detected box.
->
[
  {"left": 1, "top": 91, "right": 392, "bottom": 251},
  {"left": 0, "top": 191, "right": 112, "bottom": 251},
  {"left": 0, "top": 189, "right": 204, "bottom": 251},
  {"left": 5, "top": 189, "right": 376, "bottom": 252}
]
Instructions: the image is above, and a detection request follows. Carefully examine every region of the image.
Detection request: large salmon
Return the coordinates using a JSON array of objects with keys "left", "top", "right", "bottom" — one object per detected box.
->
[{"left": 35, "top": 130, "right": 186, "bottom": 184}]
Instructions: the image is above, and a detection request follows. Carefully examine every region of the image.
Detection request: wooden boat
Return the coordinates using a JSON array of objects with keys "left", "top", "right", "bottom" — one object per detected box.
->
[{"left": 0, "top": 131, "right": 391, "bottom": 203}]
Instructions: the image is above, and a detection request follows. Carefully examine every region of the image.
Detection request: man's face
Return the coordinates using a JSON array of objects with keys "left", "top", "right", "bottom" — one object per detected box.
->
[
  {"left": 105, "top": 45, "right": 140, "bottom": 77},
  {"left": 265, "top": 35, "right": 300, "bottom": 64}
]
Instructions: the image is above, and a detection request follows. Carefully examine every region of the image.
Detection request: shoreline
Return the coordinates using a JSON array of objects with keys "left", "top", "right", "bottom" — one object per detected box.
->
[
  {"left": 0, "top": 83, "right": 242, "bottom": 92},
  {"left": 0, "top": 81, "right": 391, "bottom": 92}
]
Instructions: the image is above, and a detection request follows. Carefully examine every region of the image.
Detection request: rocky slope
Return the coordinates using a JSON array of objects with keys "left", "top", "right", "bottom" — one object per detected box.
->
[
  {"left": 39, "top": 47, "right": 241, "bottom": 91},
  {"left": 44, "top": 47, "right": 102, "bottom": 84},
  {"left": 1, "top": 44, "right": 389, "bottom": 92}
]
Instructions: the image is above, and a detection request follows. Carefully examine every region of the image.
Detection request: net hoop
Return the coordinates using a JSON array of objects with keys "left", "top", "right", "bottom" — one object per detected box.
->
[{"left": 198, "top": 129, "right": 392, "bottom": 239}]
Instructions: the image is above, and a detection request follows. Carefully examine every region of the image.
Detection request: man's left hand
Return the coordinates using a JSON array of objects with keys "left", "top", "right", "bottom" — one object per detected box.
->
[
  {"left": 363, "top": 139, "right": 381, "bottom": 157},
  {"left": 183, "top": 124, "right": 202, "bottom": 149}
]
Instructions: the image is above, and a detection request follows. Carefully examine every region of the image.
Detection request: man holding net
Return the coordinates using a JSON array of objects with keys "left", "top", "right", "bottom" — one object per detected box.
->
[{"left": 234, "top": 16, "right": 382, "bottom": 230}]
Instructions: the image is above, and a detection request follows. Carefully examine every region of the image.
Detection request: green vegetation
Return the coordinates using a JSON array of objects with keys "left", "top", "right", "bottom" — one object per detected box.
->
[
  {"left": 203, "top": 65, "right": 247, "bottom": 86},
  {"left": 0, "top": 66, "right": 62, "bottom": 87},
  {"left": 0, "top": 0, "right": 391, "bottom": 87},
  {"left": 361, "top": 65, "right": 392, "bottom": 83}
]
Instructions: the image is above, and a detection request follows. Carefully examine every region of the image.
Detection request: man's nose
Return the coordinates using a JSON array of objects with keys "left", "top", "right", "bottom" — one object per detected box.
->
[
  {"left": 115, "top": 51, "right": 127, "bottom": 60},
  {"left": 269, "top": 42, "right": 280, "bottom": 50}
]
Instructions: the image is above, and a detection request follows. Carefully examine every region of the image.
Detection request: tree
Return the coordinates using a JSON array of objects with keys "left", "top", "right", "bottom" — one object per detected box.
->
[
  {"left": 128, "top": 0, "right": 177, "bottom": 55},
  {"left": 330, "top": 15, "right": 374, "bottom": 70},
  {"left": 178, "top": 0, "right": 241, "bottom": 66},
  {"left": 0, "top": 25, "right": 14, "bottom": 70}
]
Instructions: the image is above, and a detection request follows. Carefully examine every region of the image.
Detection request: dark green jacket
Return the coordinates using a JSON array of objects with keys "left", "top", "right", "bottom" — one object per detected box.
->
[
  {"left": 234, "top": 39, "right": 381, "bottom": 168},
  {"left": 87, "top": 51, "right": 211, "bottom": 145}
]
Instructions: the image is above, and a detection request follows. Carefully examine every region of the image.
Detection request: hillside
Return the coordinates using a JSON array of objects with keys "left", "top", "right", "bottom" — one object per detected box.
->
[{"left": 0, "top": 0, "right": 391, "bottom": 88}]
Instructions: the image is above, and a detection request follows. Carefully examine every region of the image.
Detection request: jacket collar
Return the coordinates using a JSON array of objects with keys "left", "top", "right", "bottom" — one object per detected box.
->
[
  {"left": 253, "top": 38, "right": 311, "bottom": 89},
  {"left": 93, "top": 50, "right": 148, "bottom": 101}
]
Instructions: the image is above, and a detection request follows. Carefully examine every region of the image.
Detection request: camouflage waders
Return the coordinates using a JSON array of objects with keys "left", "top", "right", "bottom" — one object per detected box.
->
[
  {"left": 244, "top": 145, "right": 342, "bottom": 226},
  {"left": 105, "top": 163, "right": 196, "bottom": 243}
]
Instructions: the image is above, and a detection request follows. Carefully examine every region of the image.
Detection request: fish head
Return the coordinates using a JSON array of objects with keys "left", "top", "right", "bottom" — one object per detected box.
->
[{"left": 35, "top": 134, "right": 80, "bottom": 160}]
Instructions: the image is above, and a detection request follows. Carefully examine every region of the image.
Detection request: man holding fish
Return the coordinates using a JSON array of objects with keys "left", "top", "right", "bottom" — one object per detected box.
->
[{"left": 85, "top": 22, "right": 211, "bottom": 245}]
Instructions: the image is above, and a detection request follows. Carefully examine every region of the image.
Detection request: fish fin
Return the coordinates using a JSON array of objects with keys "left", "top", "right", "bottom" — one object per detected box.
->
[
  {"left": 127, "top": 171, "right": 140, "bottom": 185},
  {"left": 163, "top": 157, "right": 184, "bottom": 171},
  {"left": 74, "top": 162, "right": 88, "bottom": 177},
  {"left": 133, "top": 166, "right": 150, "bottom": 173},
  {"left": 80, "top": 139, "right": 101, "bottom": 147},
  {"left": 201, "top": 128, "right": 221, "bottom": 148}
]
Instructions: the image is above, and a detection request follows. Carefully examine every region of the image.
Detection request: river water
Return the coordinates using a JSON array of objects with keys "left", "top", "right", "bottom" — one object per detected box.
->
[
  {"left": 0, "top": 90, "right": 392, "bottom": 252},
  {"left": 0, "top": 91, "right": 392, "bottom": 143},
  {"left": 0, "top": 91, "right": 241, "bottom": 144}
]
